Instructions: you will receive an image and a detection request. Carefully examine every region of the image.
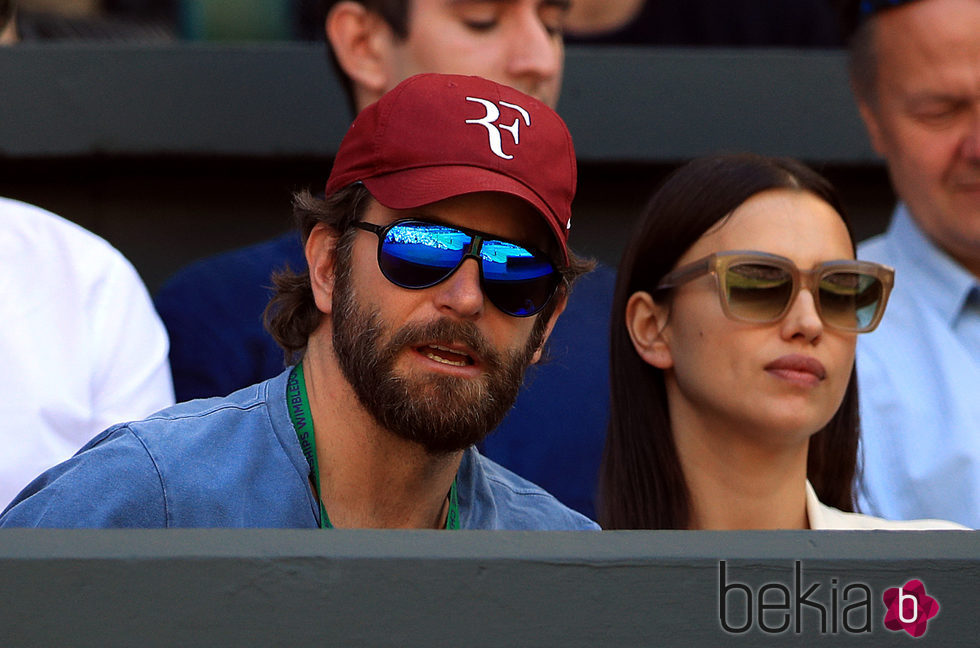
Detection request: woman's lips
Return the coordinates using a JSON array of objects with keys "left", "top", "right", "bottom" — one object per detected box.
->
[{"left": 765, "top": 354, "right": 827, "bottom": 387}]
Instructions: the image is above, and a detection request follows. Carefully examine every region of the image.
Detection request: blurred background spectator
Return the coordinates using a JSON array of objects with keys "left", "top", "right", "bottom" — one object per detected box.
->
[
  {"left": 13, "top": 0, "right": 174, "bottom": 41},
  {"left": 563, "top": 0, "right": 843, "bottom": 47},
  {"left": 8, "top": 0, "right": 323, "bottom": 42},
  {"left": 7, "top": 1, "right": 848, "bottom": 46}
]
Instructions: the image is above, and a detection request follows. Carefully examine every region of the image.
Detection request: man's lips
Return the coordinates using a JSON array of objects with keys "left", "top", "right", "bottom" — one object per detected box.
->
[
  {"left": 954, "top": 184, "right": 980, "bottom": 198},
  {"left": 414, "top": 343, "right": 479, "bottom": 368},
  {"left": 764, "top": 354, "right": 827, "bottom": 385},
  {"left": 949, "top": 175, "right": 980, "bottom": 192}
]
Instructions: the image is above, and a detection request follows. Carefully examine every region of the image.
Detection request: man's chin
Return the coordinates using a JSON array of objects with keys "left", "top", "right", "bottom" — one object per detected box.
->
[
  {"left": 387, "top": 415, "right": 496, "bottom": 456},
  {"left": 375, "top": 374, "right": 507, "bottom": 454},
  {"left": 331, "top": 287, "right": 533, "bottom": 455}
]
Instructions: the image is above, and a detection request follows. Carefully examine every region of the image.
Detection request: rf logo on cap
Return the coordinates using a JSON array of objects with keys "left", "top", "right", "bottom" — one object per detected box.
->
[{"left": 465, "top": 97, "right": 531, "bottom": 160}]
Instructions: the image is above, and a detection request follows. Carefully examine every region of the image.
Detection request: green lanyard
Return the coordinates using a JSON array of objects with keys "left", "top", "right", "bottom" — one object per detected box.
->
[{"left": 287, "top": 362, "right": 459, "bottom": 529}]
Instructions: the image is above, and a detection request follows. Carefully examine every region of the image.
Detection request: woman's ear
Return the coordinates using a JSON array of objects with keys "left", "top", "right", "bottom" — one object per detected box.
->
[
  {"left": 306, "top": 223, "right": 340, "bottom": 316},
  {"left": 326, "top": 1, "right": 397, "bottom": 106},
  {"left": 625, "top": 291, "right": 673, "bottom": 369}
]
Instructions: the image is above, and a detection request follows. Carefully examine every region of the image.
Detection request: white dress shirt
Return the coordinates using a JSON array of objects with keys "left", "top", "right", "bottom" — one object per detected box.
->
[{"left": 0, "top": 197, "right": 174, "bottom": 507}]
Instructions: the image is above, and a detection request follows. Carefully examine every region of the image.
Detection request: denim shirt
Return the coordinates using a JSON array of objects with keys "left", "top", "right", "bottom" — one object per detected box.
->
[
  {"left": 0, "top": 368, "right": 598, "bottom": 531},
  {"left": 155, "top": 232, "right": 613, "bottom": 519},
  {"left": 857, "top": 205, "right": 980, "bottom": 528}
]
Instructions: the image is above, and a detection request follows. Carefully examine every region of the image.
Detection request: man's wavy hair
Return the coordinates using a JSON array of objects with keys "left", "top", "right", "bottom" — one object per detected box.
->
[{"left": 264, "top": 183, "right": 594, "bottom": 362}]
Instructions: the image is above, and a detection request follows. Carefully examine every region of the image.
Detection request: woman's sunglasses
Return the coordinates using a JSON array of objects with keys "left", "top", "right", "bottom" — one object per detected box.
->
[
  {"left": 353, "top": 218, "right": 561, "bottom": 317},
  {"left": 655, "top": 250, "right": 895, "bottom": 333}
]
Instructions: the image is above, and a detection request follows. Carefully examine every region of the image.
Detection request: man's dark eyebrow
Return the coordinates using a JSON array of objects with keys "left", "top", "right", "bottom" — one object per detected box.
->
[
  {"left": 905, "top": 92, "right": 970, "bottom": 109},
  {"left": 447, "top": 0, "right": 572, "bottom": 10},
  {"left": 447, "top": 0, "right": 509, "bottom": 6},
  {"left": 542, "top": 0, "right": 572, "bottom": 10}
]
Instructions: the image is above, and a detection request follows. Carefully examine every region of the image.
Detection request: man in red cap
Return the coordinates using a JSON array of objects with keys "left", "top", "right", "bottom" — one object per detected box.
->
[
  {"left": 154, "top": 0, "right": 614, "bottom": 521},
  {"left": 1, "top": 74, "right": 597, "bottom": 531}
]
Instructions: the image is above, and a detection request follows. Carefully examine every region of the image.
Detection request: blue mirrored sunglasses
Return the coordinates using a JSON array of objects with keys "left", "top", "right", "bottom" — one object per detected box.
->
[{"left": 353, "top": 218, "right": 560, "bottom": 317}]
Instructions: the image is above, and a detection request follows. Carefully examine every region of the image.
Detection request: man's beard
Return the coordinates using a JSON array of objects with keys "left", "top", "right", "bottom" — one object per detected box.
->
[{"left": 331, "top": 263, "right": 546, "bottom": 455}]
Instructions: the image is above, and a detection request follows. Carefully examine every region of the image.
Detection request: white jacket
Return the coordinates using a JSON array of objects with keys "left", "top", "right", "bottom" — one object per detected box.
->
[{"left": 806, "top": 482, "right": 969, "bottom": 530}]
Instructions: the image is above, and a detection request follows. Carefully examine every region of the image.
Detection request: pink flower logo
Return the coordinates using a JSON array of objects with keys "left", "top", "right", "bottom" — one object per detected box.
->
[{"left": 883, "top": 579, "right": 939, "bottom": 638}]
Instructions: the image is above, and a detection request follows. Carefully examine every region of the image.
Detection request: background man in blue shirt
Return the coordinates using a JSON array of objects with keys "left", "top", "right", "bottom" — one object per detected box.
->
[
  {"left": 848, "top": 0, "right": 980, "bottom": 527},
  {"left": 1, "top": 74, "right": 598, "bottom": 531}
]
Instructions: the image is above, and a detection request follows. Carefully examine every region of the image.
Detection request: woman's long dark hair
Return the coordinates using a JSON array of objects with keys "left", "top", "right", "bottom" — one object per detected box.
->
[{"left": 598, "top": 153, "right": 860, "bottom": 529}]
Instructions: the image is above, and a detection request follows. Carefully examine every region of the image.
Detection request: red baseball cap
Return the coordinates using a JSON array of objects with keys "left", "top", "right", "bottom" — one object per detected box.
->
[{"left": 324, "top": 73, "right": 576, "bottom": 263}]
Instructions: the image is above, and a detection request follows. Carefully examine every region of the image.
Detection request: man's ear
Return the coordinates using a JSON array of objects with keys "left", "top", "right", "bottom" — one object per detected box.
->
[
  {"left": 529, "top": 292, "right": 568, "bottom": 364},
  {"left": 855, "top": 95, "right": 886, "bottom": 156},
  {"left": 326, "top": 1, "right": 397, "bottom": 107},
  {"left": 625, "top": 291, "right": 673, "bottom": 369},
  {"left": 306, "top": 223, "right": 340, "bottom": 316}
]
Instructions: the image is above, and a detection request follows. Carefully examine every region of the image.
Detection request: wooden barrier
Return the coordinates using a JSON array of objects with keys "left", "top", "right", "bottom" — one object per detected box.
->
[{"left": 0, "top": 529, "right": 976, "bottom": 646}]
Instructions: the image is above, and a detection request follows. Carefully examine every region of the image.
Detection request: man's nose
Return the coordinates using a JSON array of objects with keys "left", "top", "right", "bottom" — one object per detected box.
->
[
  {"left": 959, "top": 104, "right": 980, "bottom": 162},
  {"left": 431, "top": 257, "right": 485, "bottom": 320},
  {"left": 505, "top": 10, "right": 562, "bottom": 90}
]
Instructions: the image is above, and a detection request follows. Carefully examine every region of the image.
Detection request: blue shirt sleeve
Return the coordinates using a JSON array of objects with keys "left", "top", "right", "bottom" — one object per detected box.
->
[{"left": 0, "top": 426, "right": 168, "bottom": 528}]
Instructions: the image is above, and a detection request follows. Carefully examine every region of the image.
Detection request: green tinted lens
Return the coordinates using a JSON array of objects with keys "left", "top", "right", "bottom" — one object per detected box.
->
[
  {"left": 818, "top": 271, "right": 883, "bottom": 330},
  {"left": 724, "top": 262, "right": 793, "bottom": 321}
]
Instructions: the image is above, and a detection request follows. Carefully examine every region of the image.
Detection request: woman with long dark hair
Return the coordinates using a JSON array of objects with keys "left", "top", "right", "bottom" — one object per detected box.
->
[{"left": 599, "top": 153, "right": 964, "bottom": 530}]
